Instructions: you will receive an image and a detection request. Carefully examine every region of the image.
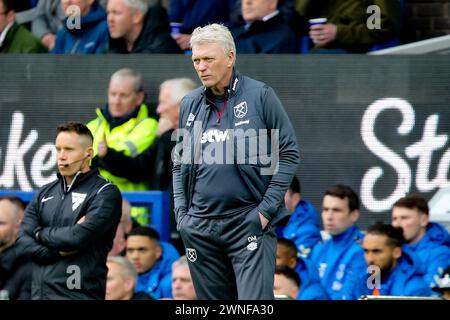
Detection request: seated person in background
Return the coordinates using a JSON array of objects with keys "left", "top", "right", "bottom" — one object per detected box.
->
[
  {"left": 432, "top": 266, "right": 450, "bottom": 300},
  {"left": 0, "top": 0, "right": 47, "bottom": 53},
  {"left": 126, "top": 226, "right": 180, "bottom": 299},
  {"left": 274, "top": 265, "right": 300, "bottom": 300},
  {"left": 87, "top": 68, "right": 158, "bottom": 226},
  {"left": 108, "top": 199, "right": 139, "bottom": 257},
  {"left": 391, "top": 194, "right": 450, "bottom": 291},
  {"left": 171, "top": 256, "right": 197, "bottom": 300},
  {"left": 168, "top": 0, "right": 233, "bottom": 51},
  {"left": 106, "top": 256, "right": 154, "bottom": 300},
  {"left": 278, "top": 175, "right": 321, "bottom": 259},
  {"left": 297, "top": 0, "right": 401, "bottom": 53},
  {"left": 310, "top": 184, "right": 366, "bottom": 300},
  {"left": 52, "top": 0, "right": 109, "bottom": 54},
  {"left": 107, "top": 0, "right": 181, "bottom": 53},
  {"left": 276, "top": 237, "right": 328, "bottom": 300},
  {"left": 351, "top": 223, "right": 432, "bottom": 299},
  {"left": 229, "top": 0, "right": 298, "bottom": 53},
  {"left": 0, "top": 196, "right": 30, "bottom": 300}
]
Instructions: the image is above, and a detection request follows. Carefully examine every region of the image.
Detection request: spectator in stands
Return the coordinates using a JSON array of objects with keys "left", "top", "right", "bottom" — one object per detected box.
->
[
  {"left": 0, "top": 0, "right": 47, "bottom": 53},
  {"left": 310, "top": 184, "right": 366, "bottom": 300},
  {"left": 30, "top": 0, "right": 64, "bottom": 50},
  {"left": 279, "top": 176, "right": 321, "bottom": 258},
  {"left": 171, "top": 255, "right": 196, "bottom": 300},
  {"left": 87, "top": 68, "right": 158, "bottom": 225},
  {"left": 351, "top": 223, "right": 432, "bottom": 298},
  {"left": 126, "top": 226, "right": 180, "bottom": 299},
  {"left": 16, "top": 122, "right": 122, "bottom": 300},
  {"left": 276, "top": 237, "right": 328, "bottom": 300},
  {"left": 106, "top": 256, "right": 154, "bottom": 300},
  {"left": 432, "top": 266, "right": 450, "bottom": 300},
  {"left": 168, "top": 0, "right": 234, "bottom": 51},
  {"left": 297, "top": 0, "right": 401, "bottom": 53},
  {"left": 0, "top": 196, "right": 30, "bottom": 300},
  {"left": 52, "top": 0, "right": 108, "bottom": 53},
  {"left": 107, "top": 0, "right": 181, "bottom": 53},
  {"left": 391, "top": 194, "right": 450, "bottom": 290},
  {"left": 273, "top": 265, "right": 300, "bottom": 299},
  {"left": 230, "top": 0, "right": 298, "bottom": 53}
]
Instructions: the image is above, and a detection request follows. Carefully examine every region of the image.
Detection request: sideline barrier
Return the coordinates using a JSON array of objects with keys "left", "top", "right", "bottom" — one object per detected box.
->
[{"left": 0, "top": 190, "right": 170, "bottom": 242}]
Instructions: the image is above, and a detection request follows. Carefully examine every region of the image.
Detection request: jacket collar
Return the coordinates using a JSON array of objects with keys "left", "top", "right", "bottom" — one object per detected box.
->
[
  {"left": 202, "top": 69, "right": 241, "bottom": 109},
  {"left": 57, "top": 168, "right": 99, "bottom": 193}
]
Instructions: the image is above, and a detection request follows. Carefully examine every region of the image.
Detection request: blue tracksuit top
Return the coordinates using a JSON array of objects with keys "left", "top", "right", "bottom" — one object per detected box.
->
[
  {"left": 406, "top": 222, "right": 450, "bottom": 289},
  {"left": 310, "top": 225, "right": 366, "bottom": 300},
  {"left": 351, "top": 247, "right": 433, "bottom": 298},
  {"left": 52, "top": 1, "right": 108, "bottom": 54},
  {"left": 135, "top": 242, "right": 180, "bottom": 299},
  {"left": 295, "top": 257, "right": 329, "bottom": 300},
  {"left": 279, "top": 199, "right": 322, "bottom": 259}
]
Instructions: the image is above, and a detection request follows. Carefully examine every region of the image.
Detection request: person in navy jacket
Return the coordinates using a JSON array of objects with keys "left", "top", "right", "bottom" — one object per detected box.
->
[
  {"left": 351, "top": 223, "right": 432, "bottom": 299},
  {"left": 310, "top": 184, "right": 366, "bottom": 300},
  {"left": 391, "top": 194, "right": 450, "bottom": 291},
  {"left": 52, "top": 0, "right": 108, "bottom": 54},
  {"left": 278, "top": 176, "right": 321, "bottom": 259}
]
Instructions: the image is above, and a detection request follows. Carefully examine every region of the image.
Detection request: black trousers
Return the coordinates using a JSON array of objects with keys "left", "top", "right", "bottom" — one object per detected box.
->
[{"left": 178, "top": 207, "right": 277, "bottom": 300}]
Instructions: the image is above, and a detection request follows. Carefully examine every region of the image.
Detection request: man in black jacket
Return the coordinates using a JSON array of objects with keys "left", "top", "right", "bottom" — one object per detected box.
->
[
  {"left": 173, "top": 23, "right": 299, "bottom": 299},
  {"left": 16, "top": 122, "right": 122, "bottom": 300},
  {"left": 107, "top": 0, "right": 181, "bottom": 53}
]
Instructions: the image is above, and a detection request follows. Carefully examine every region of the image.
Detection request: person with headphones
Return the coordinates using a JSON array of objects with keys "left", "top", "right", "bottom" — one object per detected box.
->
[{"left": 16, "top": 122, "right": 122, "bottom": 300}]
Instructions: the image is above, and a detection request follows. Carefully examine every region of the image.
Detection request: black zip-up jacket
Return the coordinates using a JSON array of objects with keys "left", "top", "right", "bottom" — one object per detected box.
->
[
  {"left": 16, "top": 169, "right": 122, "bottom": 300},
  {"left": 172, "top": 70, "right": 299, "bottom": 227}
]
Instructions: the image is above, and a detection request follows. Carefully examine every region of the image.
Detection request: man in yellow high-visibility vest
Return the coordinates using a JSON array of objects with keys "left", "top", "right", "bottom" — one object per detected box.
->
[{"left": 87, "top": 68, "right": 158, "bottom": 225}]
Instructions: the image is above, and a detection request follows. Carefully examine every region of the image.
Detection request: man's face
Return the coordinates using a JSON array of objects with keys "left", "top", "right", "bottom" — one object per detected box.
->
[
  {"left": 156, "top": 85, "right": 179, "bottom": 125},
  {"left": 321, "top": 195, "right": 358, "bottom": 235},
  {"left": 55, "top": 131, "right": 91, "bottom": 181},
  {"left": 172, "top": 266, "right": 196, "bottom": 300},
  {"left": 107, "top": 0, "right": 134, "bottom": 39},
  {"left": 107, "top": 75, "right": 143, "bottom": 118},
  {"left": 105, "top": 261, "right": 134, "bottom": 300},
  {"left": 0, "top": 2, "right": 15, "bottom": 33},
  {"left": 273, "top": 274, "right": 298, "bottom": 299},
  {"left": 61, "top": 0, "right": 94, "bottom": 16},
  {"left": 363, "top": 234, "right": 400, "bottom": 275},
  {"left": 0, "top": 200, "right": 19, "bottom": 250},
  {"left": 391, "top": 206, "right": 428, "bottom": 244},
  {"left": 284, "top": 190, "right": 300, "bottom": 214},
  {"left": 242, "top": 0, "right": 276, "bottom": 23},
  {"left": 126, "top": 235, "right": 161, "bottom": 274},
  {"left": 276, "top": 244, "right": 296, "bottom": 269},
  {"left": 192, "top": 42, "right": 234, "bottom": 94}
]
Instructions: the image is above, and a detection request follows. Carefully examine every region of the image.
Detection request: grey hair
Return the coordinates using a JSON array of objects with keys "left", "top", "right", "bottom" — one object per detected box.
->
[
  {"left": 190, "top": 23, "right": 236, "bottom": 64},
  {"left": 160, "top": 78, "right": 197, "bottom": 104},
  {"left": 172, "top": 255, "right": 190, "bottom": 272},
  {"left": 122, "top": 0, "right": 155, "bottom": 16},
  {"left": 110, "top": 68, "right": 143, "bottom": 92},
  {"left": 107, "top": 256, "right": 138, "bottom": 281}
]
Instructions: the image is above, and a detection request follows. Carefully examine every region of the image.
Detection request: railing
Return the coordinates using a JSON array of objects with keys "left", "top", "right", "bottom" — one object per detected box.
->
[{"left": 0, "top": 190, "right": 170, "bottom": 242}]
